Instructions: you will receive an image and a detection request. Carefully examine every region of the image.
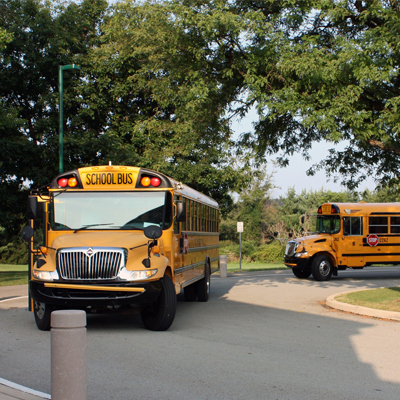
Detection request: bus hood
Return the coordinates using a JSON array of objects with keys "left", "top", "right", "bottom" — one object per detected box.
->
[
  {"left": 296, "top": 234, "right": 331, "bottom": 243},
  {"left": 51, "top": 231, "right": 151, "bottom": 250}
]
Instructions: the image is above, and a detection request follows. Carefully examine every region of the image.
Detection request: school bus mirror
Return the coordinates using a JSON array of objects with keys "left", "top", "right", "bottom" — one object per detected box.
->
[
  {"left": 144, "top": 225, "right": 162, "bottom": 240},
  {"left": 176, "top": 200, "right": 186, "bottom": 223},
  {"left": 273, "top": 231, "right": 279, "bottom": 238},
  {"left": 289, "top": 232, "right": 293, "bottom": 238},
  {"left": 27, "top": 196, "right": 38, "bottom": 219},
  {"left": 21, "top": 225, "right": 34, "bottom": 242},
  {"left": 301, "top": 215, "right": 305, "bottom": 224},
  {"left": 343, "top": 218, "right": 350, "bottom": 235}
]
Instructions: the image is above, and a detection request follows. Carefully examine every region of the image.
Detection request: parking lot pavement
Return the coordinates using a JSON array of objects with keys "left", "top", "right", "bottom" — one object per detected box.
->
[{"left": 0, "top": 285, "right": 28, "bottom": 310}]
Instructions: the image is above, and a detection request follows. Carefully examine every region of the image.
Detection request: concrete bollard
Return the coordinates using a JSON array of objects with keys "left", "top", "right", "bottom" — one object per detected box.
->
[
  {"left": 220, "top": 255, "right": 227, "bottom": 278},
  {"left": 51, "top": 310, "right": 87, "bottom": 400}
]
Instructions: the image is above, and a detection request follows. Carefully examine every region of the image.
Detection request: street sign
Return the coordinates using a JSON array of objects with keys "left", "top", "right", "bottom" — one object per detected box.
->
[{"left": 237, "top": 222, "right": 243, "bottom": 233}]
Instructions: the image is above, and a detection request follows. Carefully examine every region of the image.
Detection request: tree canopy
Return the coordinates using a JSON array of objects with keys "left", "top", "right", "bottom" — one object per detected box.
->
[
  {"left": 233, "top": 0, "right": 400, "bottom": 189},
  {"left": 1, "top": 0, "right": 400, "bottom": 250}
]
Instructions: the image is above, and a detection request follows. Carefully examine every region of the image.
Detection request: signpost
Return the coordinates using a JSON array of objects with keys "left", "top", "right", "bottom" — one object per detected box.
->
[{"left": 237, "top": 222, "right": 243, "bottom": 271}]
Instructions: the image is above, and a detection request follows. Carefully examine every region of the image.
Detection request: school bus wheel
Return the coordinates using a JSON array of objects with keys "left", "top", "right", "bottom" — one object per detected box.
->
[
  {"left": 196, "top": 262, "right": 211, "bottom": 302},
  {"left": 292, "top": 269, "right": 311, "bottom": 279},
  {"left": 141, "top": 275, "right": 177, "bottom": 331},
  {"left": 184, "top": 284, "right": 197, "bottom": 302},
  {"left": 33, "top": 301, "right": 53, "bottom": 331},
  {"left": 311, "top": 255, "right": 333, "bottom": 281}
]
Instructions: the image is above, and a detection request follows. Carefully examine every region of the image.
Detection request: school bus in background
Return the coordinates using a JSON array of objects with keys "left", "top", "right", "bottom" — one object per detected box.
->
[
  {"left": 21, "top": 165, "right": 220, "bottom": 331},
  {"left": 284, "top": 202, "right": 400, "bottom": 281}
]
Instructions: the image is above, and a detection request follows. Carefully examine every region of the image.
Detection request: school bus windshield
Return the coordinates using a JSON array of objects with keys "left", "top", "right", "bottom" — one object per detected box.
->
[
  {"left": 316, "top": 215, "right": 341, "bottom": 234},
  {"left": 51, "top": 191, "right": 172, "bottom": 231}
]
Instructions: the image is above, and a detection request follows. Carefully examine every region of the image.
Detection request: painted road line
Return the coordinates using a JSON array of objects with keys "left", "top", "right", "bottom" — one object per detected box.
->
[{"left": 0, "top": 296, "right": 28, "bottom": 303}]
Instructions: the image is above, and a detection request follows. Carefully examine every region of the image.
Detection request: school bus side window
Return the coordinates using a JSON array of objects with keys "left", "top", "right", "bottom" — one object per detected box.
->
[
  {"left": 369, "top": 216, "right": 388, "bottom": 234},
  {"left": 390, "top": 217, "right": 400, "bottom": 233},
  {"left": 343, "top": 217, "right": 362, "bottom": 236}
]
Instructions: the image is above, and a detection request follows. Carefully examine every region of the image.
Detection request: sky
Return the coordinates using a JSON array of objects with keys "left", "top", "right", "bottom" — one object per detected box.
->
[
  {"left": 232, "top": 110, "right": 377, "bottom": 198},
  {"left": 267, "top": 142, "right": 376, "bottom": 198}
]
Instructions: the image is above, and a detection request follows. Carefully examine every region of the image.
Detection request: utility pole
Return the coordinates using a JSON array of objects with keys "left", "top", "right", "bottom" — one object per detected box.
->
[{"left": 59, "top": 64, "right": 80, "bottom": 174}]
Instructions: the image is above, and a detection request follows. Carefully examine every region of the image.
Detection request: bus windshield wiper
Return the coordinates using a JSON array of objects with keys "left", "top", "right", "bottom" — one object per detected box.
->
[{"left": 74, "top": 223, "right": 114, "bottom": 233}]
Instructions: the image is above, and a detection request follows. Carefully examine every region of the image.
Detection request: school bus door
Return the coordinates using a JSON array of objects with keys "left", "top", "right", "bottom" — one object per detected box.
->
[{"left": 341, "top": 216, "right": 365, "bottom": 267}]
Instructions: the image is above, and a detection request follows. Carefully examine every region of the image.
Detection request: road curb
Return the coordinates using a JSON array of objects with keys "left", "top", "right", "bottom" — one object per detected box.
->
[{"left": 326, "top": 289, "right": 400, "bottom": 321}]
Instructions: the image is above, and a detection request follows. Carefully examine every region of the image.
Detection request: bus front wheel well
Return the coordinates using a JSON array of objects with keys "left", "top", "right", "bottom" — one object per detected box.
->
[
  {"left": 310, "top": 252, "right": 337, "bottom": 269},
  {"left": 164, "top": 267, "right": 173, "bottom": 279}
]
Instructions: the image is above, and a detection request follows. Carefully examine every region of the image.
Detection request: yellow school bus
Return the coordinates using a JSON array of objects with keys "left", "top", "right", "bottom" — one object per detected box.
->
[
  {"left": 21, "top": 165, "right": 220, "bottom": 331},
  {"left": 284, "top": 202, "right": 400, "bottom": 281}
]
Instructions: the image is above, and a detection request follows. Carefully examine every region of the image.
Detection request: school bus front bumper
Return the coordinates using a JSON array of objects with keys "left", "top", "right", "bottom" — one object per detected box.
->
[
  {"left": 30, "top": 279, "right": 162, "bottom": 308},
  {"left": 284, "top": 256, "right": 311, "bottom": 270}
]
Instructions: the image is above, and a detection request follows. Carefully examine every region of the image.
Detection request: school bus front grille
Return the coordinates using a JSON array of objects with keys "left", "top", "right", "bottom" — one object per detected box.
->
[
  {"left": 58, "top": 248, "right": 124, "bottom": 280},
  {"left": 285, "top": 241, "right": 298, "bottom": 257}
]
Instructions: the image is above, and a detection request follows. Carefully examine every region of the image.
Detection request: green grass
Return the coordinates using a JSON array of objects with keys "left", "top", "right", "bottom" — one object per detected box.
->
[
  {"left": 227, "top": 262, "right": 287, "bottom": 273},
  {"left": 336, "top": 288, "right": 400, "bottom": 312},
  {"left": 0, "top": 264, "right": 28, "bottom": 287}
]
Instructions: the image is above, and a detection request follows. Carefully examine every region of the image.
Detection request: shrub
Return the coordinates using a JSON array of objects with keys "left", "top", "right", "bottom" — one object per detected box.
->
[
  {"left": 0, "top": 241, "right": 28, "bottom": 265},
  {"left": 220, "top": 240, "right": 285, "bottom": 263},
  {"left": 251, "top": 241, "right": 286, "bottom": 263}
]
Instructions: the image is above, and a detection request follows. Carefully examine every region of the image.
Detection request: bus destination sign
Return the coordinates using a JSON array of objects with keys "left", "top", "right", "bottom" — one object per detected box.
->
[{"left": 82, "top": 172, "right": 136, "bottom": 188}]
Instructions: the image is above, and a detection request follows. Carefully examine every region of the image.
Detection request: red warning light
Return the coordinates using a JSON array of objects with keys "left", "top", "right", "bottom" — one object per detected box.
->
[
  {"left": 58, "top": 178, "right": 68, "bottom": 188},
  {"left": 151, "top": 177, "right": 161, "bottom": 187}
]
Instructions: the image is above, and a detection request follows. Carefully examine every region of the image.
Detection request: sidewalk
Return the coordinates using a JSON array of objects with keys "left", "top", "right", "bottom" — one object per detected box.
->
[{"left": 0, "top": 379, "right": 50, "bottom": 400}]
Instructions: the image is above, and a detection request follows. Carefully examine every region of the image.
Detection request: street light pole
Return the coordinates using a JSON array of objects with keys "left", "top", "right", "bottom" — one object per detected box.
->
[{"left": 59, "top": 64, "right": 81, "bottom": 174}]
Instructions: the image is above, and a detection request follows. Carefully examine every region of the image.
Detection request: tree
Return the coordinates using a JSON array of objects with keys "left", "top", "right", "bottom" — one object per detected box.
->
[
  {"left": 220, "top": 169, "right": 279, "bottom": 243},
  {"left": 0, "top": 0, "right": 108, "bottom": 237},
  {"left": 82, "top": 0, "right": 253, "bottom": 211},
  {"left": 278, "top": 188, "right": 360, "bottom": 235},
  {"left": 236, "top": 0, "right": 400, "bottom": 190},
  {"left": 0, "top": 0, "right": 252, "bottom": 247}
]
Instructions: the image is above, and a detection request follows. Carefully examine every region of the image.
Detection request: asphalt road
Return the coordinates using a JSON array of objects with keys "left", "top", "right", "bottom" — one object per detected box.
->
[{"left": 1, "top": 267, "right": 400, "bottom": 400}]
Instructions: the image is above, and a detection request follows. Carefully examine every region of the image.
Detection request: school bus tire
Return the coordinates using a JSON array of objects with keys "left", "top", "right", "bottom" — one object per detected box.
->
[
  {"left": 184, "top": 284, "right": 197, "bottom": 302},
  {"left": 196, "top": 263, "right": 210, "bottom": 302},
  {"left": 311, "top": 255, "right": 333, "bottom": 281},
  {"left": 33, "top": 301, "right": 53, "bottom": 331},
  {"left": 141, "top": 274, "right": 177, "bottom": 331},
  {"left": 292, "top": 268, "right": 311, "bottom": 279}
]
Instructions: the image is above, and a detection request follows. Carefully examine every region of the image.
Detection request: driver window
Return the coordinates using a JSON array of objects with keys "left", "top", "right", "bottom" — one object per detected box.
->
[{"left": 343, "top": 217, "right": 362, "bottom": 236}]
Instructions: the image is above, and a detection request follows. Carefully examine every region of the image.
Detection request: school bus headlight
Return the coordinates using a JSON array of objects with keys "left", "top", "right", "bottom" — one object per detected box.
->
[
  {"left": 32, "top": 269, "right": 59, "bottom": 281},
  {"left": 295, "top": 252, "right": 309, "bottom": 258},
  {"left": 118, "top": 268, "right": 158, "bottom": 281}
]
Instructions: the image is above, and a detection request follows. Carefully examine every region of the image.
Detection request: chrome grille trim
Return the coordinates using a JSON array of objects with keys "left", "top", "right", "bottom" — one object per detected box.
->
[{"left": 58, "top": 247, "right": 125, "bottom": 280}]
